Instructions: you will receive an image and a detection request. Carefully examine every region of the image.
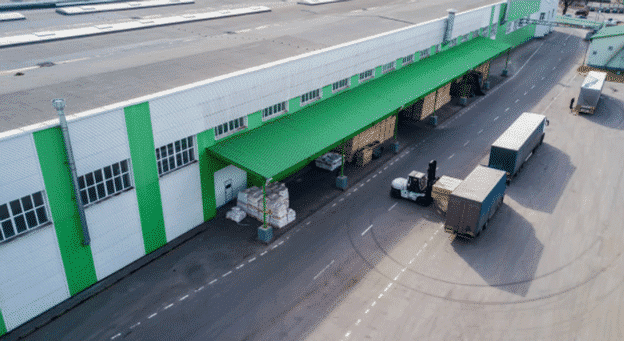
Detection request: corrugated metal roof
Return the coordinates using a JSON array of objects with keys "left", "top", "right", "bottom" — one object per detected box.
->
[
  {"left": 582, "top": 71, "right": 607, "bottom": 90},
  {"left": 209, "top": 37, "right": 512, "bottom": 180},
  {"left": 591, "top": 25, "right": 624, "bottom": 40},
  {"left": 491, "top": 112, "right": 545, "bottom": 152},
  {"left": 451, "top": 165, "right": 505, "bottom": 202}
]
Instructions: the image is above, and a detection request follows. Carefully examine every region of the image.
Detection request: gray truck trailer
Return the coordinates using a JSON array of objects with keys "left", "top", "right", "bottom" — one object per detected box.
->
[
  {"left": 444, "top": 165, "right": 507, "bottom": 238},
  {"left": 488, "top": 112, "right": 548, "bottom": 182},
  {"left": 576, "top": 71, "right": 606, "bottom": 115}
]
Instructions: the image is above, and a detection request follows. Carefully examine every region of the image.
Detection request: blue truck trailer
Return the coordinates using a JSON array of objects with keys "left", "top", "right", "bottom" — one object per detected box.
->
[
  {"left": 444, "top": 165, "right": 507, "bottom": 238},
  {"left": 488, "top": 112, "right": 548, "bottom": 182}
]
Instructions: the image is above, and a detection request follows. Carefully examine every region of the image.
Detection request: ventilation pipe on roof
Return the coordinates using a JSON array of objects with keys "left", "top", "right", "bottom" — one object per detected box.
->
[{"left": 443, "top": 9, "right": 456, "bottom": 44}]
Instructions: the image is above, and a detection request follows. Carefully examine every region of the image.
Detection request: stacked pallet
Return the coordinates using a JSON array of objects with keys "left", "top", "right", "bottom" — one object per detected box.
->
[
  {"left": 474, "top": 61, "right": 490, "bottom": 82},
  {"left": 432, "top": 176, "right": 462, "bottom": 213},
  {"left": 236, "top": 182, "right": 295, "bottom": 228},
  {"left": 415, "top": 81, "right": 452, "bottom": 121},
  {"left": 338, "top": 115, "right": 396, "bottom": 163},
  {"left": 435, "top": 82, "right": 452, "bottom": 110}
]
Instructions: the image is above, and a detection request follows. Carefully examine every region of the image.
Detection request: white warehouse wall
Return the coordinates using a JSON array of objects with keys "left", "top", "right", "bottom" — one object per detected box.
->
[
  {"left": 160, "top": 163, "right": 203, "bottom": 242},
  {"left": 66, "top": 108, "right": 146, "bottom": 281}
]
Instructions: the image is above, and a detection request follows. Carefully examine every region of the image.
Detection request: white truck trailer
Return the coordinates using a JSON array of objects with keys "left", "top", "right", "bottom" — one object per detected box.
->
[{"left": 576, "top": 71, "right": 606, "bottom": 115}]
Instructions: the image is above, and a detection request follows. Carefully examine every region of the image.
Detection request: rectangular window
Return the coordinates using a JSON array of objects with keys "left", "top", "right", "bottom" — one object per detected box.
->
[
  {"left": 79, "top": 160, "right": 133, "bottom": 206},
  {"left": 332, "top": 78, "right": 350, "bottom": 93},
  {"left": 300, "top": 89, "right": 321, "bottom": 106},
  {"left": 156, "top": 136, "right": 197, "bottom": 175},
  {"left": 402, "top": 54, "right": 414, "bottom": 66},
  {"left": 359, "top": 69, "right": 374, "bottom": 82},
  {"left": 420, "top": 48, "right": 430, "bottom": 60},
  {"left": 382, "top": 61, "right": 395, "bottom": 74},
  {"left": 0, "top": 191, "right": 50, "bottom": 243},
  {"left": 214, "top": 118, "right": 246, "bottom": 139},
  {"left": 262, "top": 102, "right": 287, "bottom": 120}
]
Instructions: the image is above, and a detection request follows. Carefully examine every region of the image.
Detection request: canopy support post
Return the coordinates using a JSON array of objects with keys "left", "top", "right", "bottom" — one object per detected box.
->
[{"left": 258, "top": 177, "right": 273, "bottom": 243}]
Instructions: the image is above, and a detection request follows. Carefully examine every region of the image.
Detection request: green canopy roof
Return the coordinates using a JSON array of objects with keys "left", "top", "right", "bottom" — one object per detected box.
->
[
  {"left": 556, "top": 15, "right": 603, "bottom": 29},
  {"left": 591, "top": 25, "right": 624, "bottom": 40},
  {"left": 209, "top": 37, "right": 511, "bottom": 180}
]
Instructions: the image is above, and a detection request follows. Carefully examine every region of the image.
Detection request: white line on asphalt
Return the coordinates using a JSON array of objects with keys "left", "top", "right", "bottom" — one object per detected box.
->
[
  {"left": 514, "top": 99, "right": 519, "bottom": 103},
  {"left": 179, "top": 295, "right": 189, "bottom": 301},
  {"left": 313, "top": 260, "right": 334, "bottom": 280},
  {"left": 434, "top": 230, "right": 439, "bottom": 235},
  {"left": 339, "top": 198, "right": 344, "bottom": 201},
  {"left": 531, "top": 85, "right": 535, "bottom": 89},
  {"left": 164, "top": 303, "right": 174, "bottom": 310},
  {"left": 356, "top": 319, "right": 361, "bottom": 325},
  {"left": 371, "top": 301, "right": 376, "bottom": 307},
  {"left": 222, "top": 271, "right": 232, "bottom": 277},
  {"left": 505, "top": 107, "right": 509, "bottom": 112},
  {"left": 255, "top": 25, "right": 267, "bottom": 29},
  {"left": 286, "top": 236, "right": 289, "bottom": 240},
  {"left": 236, "top": 264, "right": 244, "bottom": 269},
  {"left": 236, "top": 28, "right": 250, "bottom": 33},
  {"left": 209, "top": 279, "right": 218, "bottom": 284},
  {"left": 378, "top": 293, "right": 383, "bottom": 298},
  {"left": 409, "top": 258, "right": 415, "bottom": 264},
  {"left": 405, "top": 150, "right": 410, "bottom": 154},
  {"left": 390, "top": 162, "right": 394, "bottom": 165},
  {"left": 365, "top": 309, "right": 370, "bottom": 314},
  {"left": 148, "top": 313, "right": 157, "bottom": 319},
  {"left": 196, "top": 285, "right": 206, "bottom": 291},
  {"left": 429, "top": 236, "right": 434, "bottom": 240},
  {"left": 359, "top": 183, "right": 364, "bottom": 187},
  {"left": 130, "top": 322, "right": 141, "bottom": 329},
  {"left": 448, "top": 154, "right": 454, "bottom": 159},
  {"left": 401, "top": 268, "right": 406, "bottom": 272},
  {"left": 306, "top": 221, "right": 311, "bottom": 225},
  {"left": 366, "top": 179, "right": 370, "bottom": 183},
  {"left": 378, "top": 171, "right": 382, "bottom": 174},
  {"left": 494, "top": 116, "right": 499, "bottom": 121},
  {"left": 361, "top": 224, "right": 373, "bottom": 236},
  {"left": 463, "top": 140, "right": 470, "bottom": 146},
  {"left": 345, "top": 331, "right": 351, "bottom": 337},
  {"left": 248, "top": 257, "right": 256, "bottom": 263},
  {"left": 524, "top": 92, "right": 527, "bottom": 96},
  {"left": 423, "top": 242, "right": 428, "bottom": 247},
  {"left": 388, "top": 203, "right": 397, "bottom": 211},
  {"left": 58, "top": 57, "right": 90, "bottom": 64},
  {"left": 384, "top": 167, "right": 388, "bottom": 170},
  {"left": 416, "top": 250, "right": 422, "bottom": 256},
  {"left": 0, "top": 65, "right": 38, "bottom": 76},
  {"left": 111, "top": 333, "right": 121, "bottom": 340},
  {"left": 278, "top": 241, "right": 284, "bottom": 246},
  {"left": 394, "top": 274, "right": 399, "bottom": 280},
  {"left": 272, "top": 244, "right": 279, "bottom": 249},
  {"left": 353, "top": 188, "right": 358, "bottom": 192},
  {"left": 477, "top": 129, "right": 483, "bottom": 134},
  {"left": 347, "top": 193, "right": 351, "bottom": 196},
  {"left": 332, "top": 203, "right": 337, "bottom": 207},
  {"left": 541, "top": 76, "right": 545, "bottom": 80},
  {"left": 372, "top": 174, "right": 377, "bottom": 178},
  {"left": 552, "top": 66, "right": 556, "bottom": 70}
]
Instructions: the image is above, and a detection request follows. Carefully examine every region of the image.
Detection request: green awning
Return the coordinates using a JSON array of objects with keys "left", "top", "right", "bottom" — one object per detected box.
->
[
  {"left": 209, "top": 37, "right": 511, "bottom": 180},
  {"left": 555, "top": 15, "right": 603, "bottom": 29}
]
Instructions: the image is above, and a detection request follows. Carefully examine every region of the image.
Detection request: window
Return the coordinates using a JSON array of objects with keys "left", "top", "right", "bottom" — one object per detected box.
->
[
  {"left": 359, "top": 69, "right": 374, "bottom": 82},
  {"left": 332, "top": 78, "right": 350, "bottom": 92},
  {"left": 402, "top": 54, "right": 414, "bottom": 65},
  {"left": 215, "top": 117, "right": 246, "bottom": 139},
  {"left": 156, "top": 136, "right": 196, "bottom": 175},
  {"left": 539, "top": 12, "right": 545, "bottom": 20},
  {"left": 262, "top": 102, "right": 287, "bottom": 120},
  {"left": 79, "top": 160, "right": 133, "bottom": 205},
  {"left": 382, "top": 61, "right": 395, "bottom": 74},
  {"left": 1, "top": 191, "right": 50, "bottom": 243},
  {"left": 420, "top": 48, "right": 430, "bottom": 60},
  {"left": 300, "top": 89, "right": 321, "bottom": 106},
  {"left": 592, "top": 51, "right": 598, "bottom": 55}
]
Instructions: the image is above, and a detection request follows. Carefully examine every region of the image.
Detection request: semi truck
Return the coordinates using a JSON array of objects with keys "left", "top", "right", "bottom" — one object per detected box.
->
[
  {"left": 576, "top": 71, "right": 606, "bottom": 115},
  {"left": 488, "top": 112, "right": 548, "bottom": 183},
  {"left": 390, "top": 160, "right": 439, "bottom": 206},
  {"left": 444, "top": 165, "right": 507, "bottom": 238}
]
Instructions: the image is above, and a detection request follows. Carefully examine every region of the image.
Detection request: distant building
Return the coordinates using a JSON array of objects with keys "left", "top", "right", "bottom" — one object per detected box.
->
[{"left": 587, "top": 25, "right": 624, "bottom": 71}]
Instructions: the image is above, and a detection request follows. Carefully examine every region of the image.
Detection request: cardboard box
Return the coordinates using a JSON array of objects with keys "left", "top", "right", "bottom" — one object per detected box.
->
[
  {"left": 436, "top": 82, "right": 452, "bottom": 110},
  {"left": 421, "top": 92, "right": 436, "bottom": 120},
  {"left": 432, "top": 176, "right": 462, "bottom": 212}
]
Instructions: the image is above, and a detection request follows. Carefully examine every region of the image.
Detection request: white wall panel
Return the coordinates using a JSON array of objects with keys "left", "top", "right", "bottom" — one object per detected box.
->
[
  {"left": 85, "top": 190, "right": 145, "bottom": 280},
  {"left": 0, "top": 134, "right": 45, "bottom": 205},
  {"left": 67, "top": 108, "right": 131, "bottom": 175},
  {"left": 150, "top": 93, "right": 205, "bottom": 148},
  {"left": 0, "top": 224, "right": 70, "bottom": 331},
  {"left": 160, "top": 163, "right": 203, "bottom": 242},
  {"left": 453, "top": 7, "right": 493, "bottom": 38}
]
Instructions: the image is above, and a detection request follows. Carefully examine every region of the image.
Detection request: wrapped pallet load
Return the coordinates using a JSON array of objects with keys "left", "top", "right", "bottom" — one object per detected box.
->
[
  {"left": 226, "top": 206, "right": 247, "bottom": 223},
  {"left": 432, "top": 176, "right": 462, "bottom": 213},
  {"left": 435, "top": 82, "right": 452, "bottom": 110},
  {"left": 421, "top": 91, "right": 436, "bottom": 120}
]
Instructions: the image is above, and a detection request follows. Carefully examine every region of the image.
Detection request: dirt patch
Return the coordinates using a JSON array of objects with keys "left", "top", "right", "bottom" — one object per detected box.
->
[{"left": 578, "top": 65, "right": 624, "bottom": 83}]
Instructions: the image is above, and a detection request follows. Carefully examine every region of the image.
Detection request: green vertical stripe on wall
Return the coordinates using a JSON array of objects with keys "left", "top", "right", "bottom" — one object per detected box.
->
[
  {"left": 0, "top": 308, "right": 7, "bottom": 336},
  {"left": 124, "top": 102, "right": 167, "bottom": 254},
  {"left": 197, "top": 129, "right": 218, "bottom": 221},
  {"left": 33, "top": 127, "right": 97, "bottom": 296}
]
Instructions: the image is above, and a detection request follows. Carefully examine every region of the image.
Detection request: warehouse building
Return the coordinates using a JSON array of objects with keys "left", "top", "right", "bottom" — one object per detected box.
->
[
  {"left": 587, "top": 25, "right": 624, "bottom": 71},
  {"left": 0, "top": 0, "right": 557, "bottom": 336}
]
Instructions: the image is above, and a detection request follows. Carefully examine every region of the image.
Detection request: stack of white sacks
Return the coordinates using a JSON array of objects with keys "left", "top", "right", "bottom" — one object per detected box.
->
[
  {"left": 236, "top": 182, "right": 296, "bottom": 228},
  {"left": 225, "top": 206, "right": 246, "bottom": 223}
]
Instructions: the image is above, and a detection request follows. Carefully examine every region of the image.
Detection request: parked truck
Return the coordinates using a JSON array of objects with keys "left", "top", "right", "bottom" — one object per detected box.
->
[
  {"left": 488, "top": 112, "right": 548, "bottom": 183},
  {"left": 444, "top": 165, "right": 507, "bottom": 238},
  {"left": 576, "top": 71, "right": 606, "bottom": 115}
]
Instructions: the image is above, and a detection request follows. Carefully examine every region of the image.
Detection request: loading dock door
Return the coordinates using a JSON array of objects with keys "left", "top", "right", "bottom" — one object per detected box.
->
[{"left": 214, "top": 165, "right": 247, "bottom": 208}]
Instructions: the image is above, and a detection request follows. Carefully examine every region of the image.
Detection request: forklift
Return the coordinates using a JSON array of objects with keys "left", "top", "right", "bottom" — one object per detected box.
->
[{"left": 390, "top": 160, "right": 439, "bottom": 206}]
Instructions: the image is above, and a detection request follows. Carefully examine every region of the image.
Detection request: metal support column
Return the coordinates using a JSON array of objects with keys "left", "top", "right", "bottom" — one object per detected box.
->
[
  {"left": 258, "top": 177, "right": 273, "bottom": 242},
  {"left": 53, "top": 99, "right": 91, "bottom": 246}
]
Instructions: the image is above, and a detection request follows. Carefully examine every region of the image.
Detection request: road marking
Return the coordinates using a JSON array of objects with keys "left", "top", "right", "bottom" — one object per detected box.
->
[
  {"left": 366, "top": 179, "right": 370, "bottom": 183},
  {"left": 164, "top": 303, "right": 174, "bottom": 310},
  {"left": 209, "top": 279, "right": 218, "bottom": 284},
  {"left": 130, "top": 322, "right": 141, "bottom": 329},
  {"left": 339, "top": 198, "right": 344, "bottom": 201},
  {"left": 236, "top": 28, "right": 251, "bottom": 33},
  {"left": 58, "top": 57, "right": 90, "bottom": 65},
  {"left": 353, "top": 188, "right": 358, "bottom": 192},
  {"left": 248, "top": 257, "right": 256, "bottom": 263},
  {"left": 463, "top": 140, "right": 470, "bottom": 146},
  {"left": 272, "top": 244, "right": 279, "bottom": 249},
  {"left": 429, "top": 236, "right": 434, "bottom": 241},
  {"left": 345, "top": 331, "right": 351, "bottom": 337},
  {"left": 384, "top": 167, "right": 388, "bottom": 170},
  {"left": 401, "top": 268, "right": 406, "bottom": 272},
  {"left": 148, "top": 313, "right": 157, "bottom": 319},
  {"left": 365, "top": 309, "right": 370, "bottom": 314},
  {"left": 552, "top": 66, "right": 556, "bottom": 70},
  {"left": 372, "top": 174, "right": 377, "bottom": 178},
  {"left": 332, "top": 203, "right": 337, "bottom": 207},
  {"left": 531, "top": 85, "right": 535, "bottom": 89},
  {"left": 378, "top": 171, "right": 382, "bottom": 174},
  {"left": 434, "top": 230, "right": 439, "bottom": 235},
  {"left": 378, "top": 293, "right": 383, "bottom": 298},
  {"left": 255, "top": 25, "right": 267, "bottom": 29},
  {"left": 347, "top": 193, "right": 351, "bottom": 196},
  {"left": 313, "top": 260, "right": 335, "bottom": 280},
  {"left": 394, "top": 274, "right": 399, "bottom": 280},
  {"left": 494, "top": 116, "right": 499, "bottom": 121},
  {"left": 111, "top": 333, "right": 121, "bottom": 340},
  {"left": 514, "top": 99, "right": 519, "bottom": 103},
  {"left": 505, "top": 107, "right": 509, "bottom": 112},
  {"left": 355, "top": 319, "right": 362, "bottom": 325},
  {"left": 409, "top": 258, "right": 415, "bottom": 264},
  {"left": 278, "top": 240, "right": 284, "bottom": 246},
  {"left": 541, "top": 76, "right": 545, "bottom": 80},
  {"left": 0, "top": 65, "right": 38, "bottom": 76},
  {"left": 236, "top": 264, "right": 244, "bottom": 269},
  {"left": 359, "top": 183, "right": 364, "bottom": 187},
  {"left": 306, "top": 221, "right": 311, "bottom": 225},
  {"left": 222, "top": 271, "right": 232, "bottom": 277},
  {"left": 179, "top": 295, "right": 189, "bottom": 301},
  {"left": 390, "top": 162, "right": 394, "bottom": 165},
  {"left": 448, "top": 154, "right": 454, "bottom": 159},
  {"left": 416, "top": 250, "right": 422, "bottom": 256},
  {"left": 423, "top": 242, "right": 428, "bottom": 248},
  {"left": 196, "top": 285, "right": 206, "bottom": 291},
  {"left": 524, "top": 92, "right": 527, "bottom": 96},
  {"left": 361, "top": 224, "right": 373, "bottom": 236},
  {"left": 388, "top": 203, "right": 397, "bottom": 211},
  {"left": 477, "top": 129, "right": 483, "bottom": 134},
  {"left": 371, "top": 301, "right": 377, "bottom": 307}
]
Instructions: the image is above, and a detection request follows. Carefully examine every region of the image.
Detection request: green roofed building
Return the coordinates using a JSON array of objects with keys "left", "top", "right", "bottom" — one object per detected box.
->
[{"left": 587, "top": 25, "right": 624, "bottom": 71}]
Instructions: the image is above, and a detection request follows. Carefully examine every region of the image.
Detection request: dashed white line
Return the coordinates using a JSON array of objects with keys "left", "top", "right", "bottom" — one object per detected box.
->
[
  {"left": 541, "top": 76, "right": 545, "bottom": 80},
  {"left": 353, "top": 188, "right": 358, "bottom": 192},
  {"left": 390, "top": 162, "right": 394, "bottom": 165},
  {"left": 371, "top": 301, "right": 377, "bottom": 307},
  {"left": 378, "top": 293, "right": 384, "bottom": 298},
  {"left": 416, "top": 250, "right": 422, "bottom": 256},
  {"left": 514, "top": 99, "right": 520, "bottom": 103},
  {"left": 384, "top": 167, "right": 388, "bottom": 170},
  {"left": 179, "top": 295, "right": 189, "bottom": 301},
  {"left": 209, "top": 279, "right": 218, "bottom": 284},
  {"left": 378, "top": 171, "right": 382, "bottom": 174},
  {"left": 463, "top": 140, "right": 470, "bottom": 147},
  {"left": 477, "top": 129, "right": 483, "bottom": 134},
  {"left": 524, "top": 92, "right": 528, "bottom": 96},
  {"left": 505, "top": 107, "right": 509, "bottom": 112},
  {"left": 222, "top": 271, "right": 232, "bottom": 277},
  {"left": 248, "top": 257, "right": 256, "bottom": 263},
  {"left": 448, "top": 154, "right": 455, "bottom": 159},
  {"left": 388, "top": 203, "right": 397, "bottom": 211},
  {"left": 278, "top": 240, "right": 284, "bottom": 246},
  {"left": 409, "top": 258, "right": 415, "bottom": 264},
  {"left": 111, "top": 333, "right": 121, "bottom": 340},
  {"left": 365, "top": 309, "right": 370, "bottom": 314},
  {"left": 531, "top": 85, "right": 535, "bottom": 89},
  {"left": 255, "top": 25, "right": 267, "bottom": 29},
  {"left": 359, "top": 183, "right": 364, "bottom": 187},
  {"left": 332, "top": 203, "right": 337, "bottom": 207},
  {"left": 339, "top": 198, "right": 345, "bottom": 202},
  {"left": 164, "top": 303, "right": 174, "bottom": 310},
  {"left": 552, "top": 66, "right": 556, "bottom": 70},
  {"left": 236, "top": 264, "right": 244, "bottom": 270},
  {"left": 272, "top": 244, "right": 279, "bottom": 249},
  {"left": 236, "top": 28, "right": 251, "bottom": 33},
  {"left": 355, "top": 319, "right": 362, "bottom": 326},
  {"left": 429, "top": 236, "right": 434, "bottom": 241},
  {"left": 313, "top": 260, "right": 335, "bottom": 280},
  {"left": 196, "top": 285, "right": 206, "bottom": 291},
  {"left": 148, "top": 313, "right": 157, "bottom": 319},
  {"left": 434, "top": 230, "right": 439, "bottom": 235},
  {"left": 366, "top": 179, "right": 370, "bottom": 183},
  {"left": 347, "top": 193, "right": 351, "bottom": 197},
  {"left": 423, "top": 242, "right": 428, "bottom": 248},
  {"left": 345, "top": 331, "right": 352, "bottom": 337},
  {"left": 494, "top": 116, "right": 499, "bottom": 121},
  {"left": 372, "top": 174, "right": 377, "bottom": 178},
  {"left": 394, "top": 274, "right": 400, "bottom": 280},
  {"left": 361, "top": 224, "right": 373, "bottom": 236},
  {"left": 130, "top": 322, "right": 141, "bottom": 329}
]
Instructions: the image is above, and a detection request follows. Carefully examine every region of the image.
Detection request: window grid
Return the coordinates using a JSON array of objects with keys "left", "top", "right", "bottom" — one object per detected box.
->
[
  {"left": 215, "top": 118, "right": 246, "bottom": 139},
  {"left": 301, "top": 89, "right": 321, "bottom": 106},
  {"left": 262, "top": 102, "right": 287, "bottom": 119},
  {"left": 420, "top": 48, "right": 430, "bottom": 60},
  {"left": 79, "top": 160, "right": 133, "bottom": 206},
  {"left": 382, "top": 61, "right": 395, "bottom": 74},
  {"left": 359, "top": 69, "right": 374, "bottom": 82},
  {"left": 156, "top": 136, "right": 196, "bottom": 176},
  {"left": 402, "top": 54, "right": 414, "bottom": 65},
  {"left": 0, "top": 191, "right": 50, "bottom": 243},
  {"left": 332, "top": 78, "right": 350, "bottom": 92}
]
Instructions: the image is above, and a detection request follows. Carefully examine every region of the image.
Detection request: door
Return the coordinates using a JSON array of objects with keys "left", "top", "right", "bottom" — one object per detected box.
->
[
  {"left": 224, "top": 179, "right": 233, "bottom": 203},
  {"left": 214, "top": 165, "right": 247, "bottom": 208}
]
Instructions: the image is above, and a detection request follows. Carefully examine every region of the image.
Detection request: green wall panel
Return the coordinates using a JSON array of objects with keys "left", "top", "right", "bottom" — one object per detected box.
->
[
  {"left": 197, "top": 129, "right": 219, "bottom": 221},
  {"left": 322, "top": 84, "right": 333, "bottom": 100},
  {"left": 247, "top": 111, "right": 263, "bottom": 130},
  {"left": 499, "top": 3, "right": 507, "bottom": 24},
  {"left": 288, "top": 97, "right": 302, "bottom": 115},
  {"left": 124, "top": 102, "right": 167, "bottom": 254},
  {"left": 350, "top": 75, "right": 360, "bottom": 89},
  {"left": 375, "top": 66, "right": 382, "bottom": 78},
  {"left": 0, "top": 308, "right": 6, "bottom": 336},
  {"left": 33, "top": 127, "right": 97, "bottom": 296}
]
